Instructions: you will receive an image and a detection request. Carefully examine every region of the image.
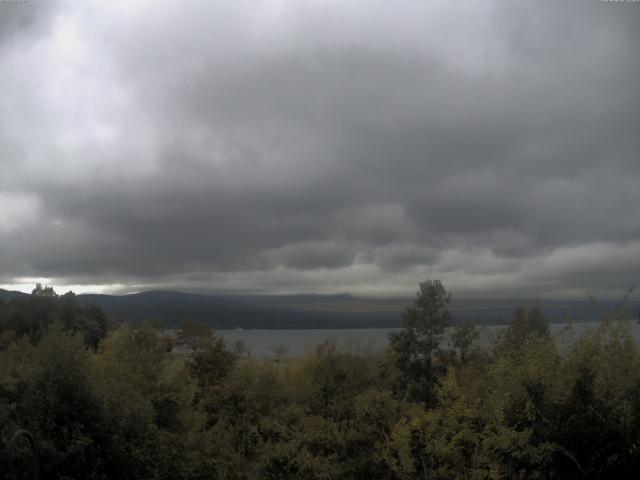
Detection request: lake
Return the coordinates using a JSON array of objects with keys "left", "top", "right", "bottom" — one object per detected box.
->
[{"left": 216, "top": 321, "right": 640, "bottom": 358}]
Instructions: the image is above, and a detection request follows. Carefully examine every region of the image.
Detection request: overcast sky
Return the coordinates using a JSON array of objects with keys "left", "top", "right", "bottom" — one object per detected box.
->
[{"left": 1, "top": 0, "right": 639, "bottom": 298}]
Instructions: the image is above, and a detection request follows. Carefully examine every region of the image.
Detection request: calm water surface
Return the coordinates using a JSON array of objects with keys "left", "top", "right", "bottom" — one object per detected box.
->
[{"left": 217, "top": 321, "right": 640, "bottom": 358}]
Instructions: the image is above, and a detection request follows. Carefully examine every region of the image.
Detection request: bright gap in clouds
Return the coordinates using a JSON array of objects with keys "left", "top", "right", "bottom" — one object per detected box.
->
[{"left": 0, "top": 279, "right": 127, "bottom": 295}]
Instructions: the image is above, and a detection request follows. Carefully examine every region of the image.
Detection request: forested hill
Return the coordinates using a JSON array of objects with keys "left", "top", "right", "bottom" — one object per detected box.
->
[{"left": 2, "top": 289, "right": 639, "bottom": 328}]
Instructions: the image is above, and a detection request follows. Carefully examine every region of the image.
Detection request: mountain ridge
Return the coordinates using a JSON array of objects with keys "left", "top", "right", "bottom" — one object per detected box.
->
[{"left": 2, "top": 288, "right": 639, "bottom": 329}]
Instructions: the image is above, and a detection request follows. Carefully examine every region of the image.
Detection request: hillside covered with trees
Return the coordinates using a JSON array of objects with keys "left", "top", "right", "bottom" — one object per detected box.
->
[{"left": 1, "top": 281, "right": 639, "bottom": 479}]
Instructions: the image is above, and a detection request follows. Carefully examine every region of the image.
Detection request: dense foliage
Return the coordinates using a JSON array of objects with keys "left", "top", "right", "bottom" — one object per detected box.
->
[{"left": 1, "top": 284, "right": 639, "bottom": 479}]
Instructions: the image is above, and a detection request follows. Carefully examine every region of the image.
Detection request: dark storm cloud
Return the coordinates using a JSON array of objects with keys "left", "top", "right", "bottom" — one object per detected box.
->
[
  {"left": 0, "top": 0, "right": 58, "bottom": 47},
  {"left": 1, "top": 0, "right": 639, "bottom": 296}
]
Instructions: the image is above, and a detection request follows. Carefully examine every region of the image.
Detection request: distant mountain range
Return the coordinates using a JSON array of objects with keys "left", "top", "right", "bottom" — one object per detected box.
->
[{"left": 1, "top": 289, "right": 638, "bottom": 329}]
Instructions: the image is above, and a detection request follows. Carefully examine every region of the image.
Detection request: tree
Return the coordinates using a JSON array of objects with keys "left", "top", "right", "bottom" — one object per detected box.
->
[
  {"left": 501, "top": 305, "right": 549, "bottom": 351},
  {"left": 389, "top": 280, "right": 451, "bottom": 405},
  {"left": 272, "top": 344, "right": 288, "bottom": 362},
  {"left": 190, "top": 335, "right": 237, "bottom": 393},
  {"left": 0, "top": 324, "right": 105, "bottom": 478},
  {"left": 176, "top": 319, "right": 213, "bottom": 352},
  {"left": 0, "top": 285, "right": 107, "bottom": 349},
  {"left": 31, "top": 283, "right": 57, "bottom": 297},
  {"left": 451, "top": 320, "right": 480, "bottom": 363},
  {"left": 59, "top": 292, "right": 108, "bottom": 349}
]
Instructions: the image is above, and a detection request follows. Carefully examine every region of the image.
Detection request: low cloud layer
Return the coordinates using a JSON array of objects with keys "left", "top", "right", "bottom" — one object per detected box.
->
[{"left": 1, "top": 0, "right": 639, "bottom": 297}]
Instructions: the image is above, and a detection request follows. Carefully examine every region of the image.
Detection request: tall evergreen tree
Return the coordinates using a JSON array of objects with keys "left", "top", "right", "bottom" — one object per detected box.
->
[{"left": 389, "top": 280, "right": 451, "bottom": 405}]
